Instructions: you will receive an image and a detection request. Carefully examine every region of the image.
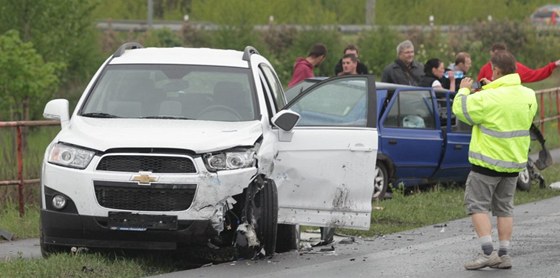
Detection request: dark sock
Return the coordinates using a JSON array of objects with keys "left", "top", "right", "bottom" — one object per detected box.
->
[
  {"left": 498, "top": 240, "right": 510, "bottom": 257},
  {"left": 482, "top": 243, "right": 494, "bottom": 255},
  {"left": 498, "top": 248, "right": 507, "bottom": 257}
]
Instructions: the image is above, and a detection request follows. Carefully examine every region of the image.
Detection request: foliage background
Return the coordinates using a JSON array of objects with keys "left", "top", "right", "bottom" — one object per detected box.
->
[{"left": 0, "top": 0, "right": 559, "bottom": 120}]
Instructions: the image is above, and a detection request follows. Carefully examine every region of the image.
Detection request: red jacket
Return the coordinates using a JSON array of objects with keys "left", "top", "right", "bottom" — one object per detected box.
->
[
  {"left": 288, "top": 58, "right": 314, "bottom": 88},
  {"left": 477, "top": 61, "right": 557, "bottom": 83}
]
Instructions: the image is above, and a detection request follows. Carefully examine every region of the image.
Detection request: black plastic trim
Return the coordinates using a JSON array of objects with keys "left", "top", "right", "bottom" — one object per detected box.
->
[{"left": 113, "top": 42, "right": 143, "bottom": 58}]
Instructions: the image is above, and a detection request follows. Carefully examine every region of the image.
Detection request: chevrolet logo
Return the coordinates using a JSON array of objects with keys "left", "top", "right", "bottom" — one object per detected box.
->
[{"left": 130, "top": 171, "right": 158, "bottom": 185}]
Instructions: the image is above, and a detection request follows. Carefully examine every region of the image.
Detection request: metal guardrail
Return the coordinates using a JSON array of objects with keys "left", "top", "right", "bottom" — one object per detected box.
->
[
  {"left": 1, "top": 87, "right": 559, "bottom": 216},
  {"left": 96, "top": 20, "right": 560, "bottom": 34}
]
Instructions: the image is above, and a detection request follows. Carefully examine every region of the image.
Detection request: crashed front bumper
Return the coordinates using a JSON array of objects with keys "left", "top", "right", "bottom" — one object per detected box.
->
[
  {"left": 41, "top": 155, "right": 258, "bottom": 248},
  {"left": 40, "top": 209, "right": 215, "bottom": 250}
]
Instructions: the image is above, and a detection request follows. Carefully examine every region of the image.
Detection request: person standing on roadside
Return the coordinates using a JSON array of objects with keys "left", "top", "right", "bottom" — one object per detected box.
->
[
  {"left": 338, "top": 54, "right": 359, "bottom": 75},
  {"left": 287, "top": 43, "right": 327, "bottom": 88},
  {"left": 334, "top": 44, "right": 368, "bottom": 75},
  {"left": 381, "top": 40, "right": 424, "bottom": 86},
  {"left": 452, "top": 51, "right": 538, "bottom": 270},
  {"left": 477, "top": 43, "right": 560, "bottom": 84}
]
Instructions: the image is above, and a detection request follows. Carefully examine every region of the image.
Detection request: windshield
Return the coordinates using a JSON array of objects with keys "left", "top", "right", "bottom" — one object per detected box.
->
[{"left": 80, "top": 64, "right": 257, "bottom": 122}]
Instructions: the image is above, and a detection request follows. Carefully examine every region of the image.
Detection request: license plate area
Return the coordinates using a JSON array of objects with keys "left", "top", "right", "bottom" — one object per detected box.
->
[{"left": 108, "top": 212, "right": 178, "bottom": 231}]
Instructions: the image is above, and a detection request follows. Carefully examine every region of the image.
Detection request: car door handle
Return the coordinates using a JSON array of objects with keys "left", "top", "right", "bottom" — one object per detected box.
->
[
  {"left": 388, "top": 139, "right": 397, "bottom": 145},
  {"left": 350, "top": 143, "right": 373, "bottom": 152},
  {"left": 454, "top": 144, "right": 463, "bottom": 150}
]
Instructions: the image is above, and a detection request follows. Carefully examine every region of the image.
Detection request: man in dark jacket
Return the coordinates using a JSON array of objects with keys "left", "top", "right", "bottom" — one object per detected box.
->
[
  {"left": 381, "top": 40, "right": 424, "bottom": 86},
  {"left": 334, "top": 44, "right": 368, "bottom": 75}
]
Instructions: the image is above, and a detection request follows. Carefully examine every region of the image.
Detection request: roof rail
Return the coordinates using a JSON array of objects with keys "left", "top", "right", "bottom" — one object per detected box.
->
[
  {"left": 242, "top": 46, "right": 259, "bottom": 61},
  {"left": 113, "top": 42, "right": 144, "bottom": 57}
]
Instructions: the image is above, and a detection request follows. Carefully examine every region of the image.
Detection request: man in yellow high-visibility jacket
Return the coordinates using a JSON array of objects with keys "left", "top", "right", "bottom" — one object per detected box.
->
[{"left": 452, "top": 51, "right": 538, "bottom": 270}]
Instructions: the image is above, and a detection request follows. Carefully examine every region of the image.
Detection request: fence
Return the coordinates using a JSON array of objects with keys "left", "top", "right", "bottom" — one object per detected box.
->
[
  {"left": 1, "top": 87, "right": 560, "bottom": 216},
  {"left": 535, "top": 87, "right": 560, "bottom": 134},
  {"left": 0, "top": 120, "right": 59, "bottom": 216}
]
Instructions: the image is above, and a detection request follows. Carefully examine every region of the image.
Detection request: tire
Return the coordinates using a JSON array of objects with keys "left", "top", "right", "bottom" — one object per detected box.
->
[
  {"left": 372, "top": 162, "right": 389, "bottom": 200},
  {"left": 238, "top": 179, "right": 278, "bottom": 258},
  {"left": 276, "top": 224, "right": 298, "bottom": 253},
  {"left": 517, "top": 165, "right": 531, "bottom": 191},
  {"left": 320, "top": 227, "right": 335, "bottom": 243}
]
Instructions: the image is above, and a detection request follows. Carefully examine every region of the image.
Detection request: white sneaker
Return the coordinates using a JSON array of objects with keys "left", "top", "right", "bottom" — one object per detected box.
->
[{"left": 464, "top": 251, "right": 501, "bottom": 270}]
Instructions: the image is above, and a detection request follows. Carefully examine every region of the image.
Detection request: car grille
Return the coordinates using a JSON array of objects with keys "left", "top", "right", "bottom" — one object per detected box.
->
[
  {"left": 97, "top": 155, "right": 196, "bottom": 173},
  {"left": 94, "top": 181, "right": 196, "bottom": 211}
]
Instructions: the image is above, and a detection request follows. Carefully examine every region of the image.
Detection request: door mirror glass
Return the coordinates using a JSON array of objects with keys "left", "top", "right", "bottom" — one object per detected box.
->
[{"left": 272, "top": 110, "right": 300, "bottom": 131}]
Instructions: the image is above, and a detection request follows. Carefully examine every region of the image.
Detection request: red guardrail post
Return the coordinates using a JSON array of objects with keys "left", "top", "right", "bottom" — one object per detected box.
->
[{"left": 16, "top": 125, "right": 25, "bottom": 217}]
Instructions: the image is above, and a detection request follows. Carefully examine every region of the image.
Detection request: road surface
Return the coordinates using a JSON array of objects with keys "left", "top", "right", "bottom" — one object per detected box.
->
[{"left": 150, "top": 194, "right": 560, "bottom": 278}]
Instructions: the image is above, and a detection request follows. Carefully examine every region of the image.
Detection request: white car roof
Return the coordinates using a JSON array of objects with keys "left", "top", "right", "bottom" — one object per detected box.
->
[{"left": 110, "top": 47, "right": 250, "bottom": 68}]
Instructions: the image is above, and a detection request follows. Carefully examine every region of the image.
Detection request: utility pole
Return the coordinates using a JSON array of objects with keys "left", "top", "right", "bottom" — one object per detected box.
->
[
  {"left": 147, "top": 0, "right": 153, "bottom": 29},
  {"left": 366, "top": 0, "right": 375, "bottom": 25}
]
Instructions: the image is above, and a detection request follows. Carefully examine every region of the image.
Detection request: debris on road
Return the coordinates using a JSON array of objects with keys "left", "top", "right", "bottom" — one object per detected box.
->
[
  {"left": 550, "top": 181, "right": 560, "bottom": 189},
  {"left": 0, "top": 228, "right": 14, "bottom": 241}
]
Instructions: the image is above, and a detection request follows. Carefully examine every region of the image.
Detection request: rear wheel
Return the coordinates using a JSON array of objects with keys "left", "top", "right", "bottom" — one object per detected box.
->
[
  {"left": 320, "top": 227, "right": 335, "bottom": 244},
  {"left": 372, "top": 162, "right": 389, "bottom": 200},
  {"left": 276, "top": 224, "right": 298, "bottom": 253}
]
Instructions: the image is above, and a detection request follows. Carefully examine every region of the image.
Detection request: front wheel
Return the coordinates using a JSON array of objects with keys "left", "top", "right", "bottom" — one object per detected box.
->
[
  {"left": 517, "top": 165, "right": 531, "bottom": 191},
  {"left": 237, "top": 179, "right": 278, "bottom": 258},
  {"left": 372, "top": 162, "right": 389, "bottom": 200}
]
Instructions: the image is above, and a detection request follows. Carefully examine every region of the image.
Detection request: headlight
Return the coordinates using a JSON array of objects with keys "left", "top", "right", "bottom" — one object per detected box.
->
[
  {"left": 203, "top": 149, "right": 255, "bottom": 171},
  {"left": 48, "top": 143, "right": 95, "bottom": 169}
]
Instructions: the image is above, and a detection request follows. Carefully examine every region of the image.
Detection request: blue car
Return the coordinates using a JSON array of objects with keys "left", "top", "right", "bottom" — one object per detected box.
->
[{"left": 286, "top": 76, "right": 472, "bottom": 199}]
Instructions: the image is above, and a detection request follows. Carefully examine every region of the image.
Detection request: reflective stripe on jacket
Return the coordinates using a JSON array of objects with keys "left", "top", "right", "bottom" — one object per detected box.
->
[{"left": 452, "top": 73, "right": 538, "bottom": 173}]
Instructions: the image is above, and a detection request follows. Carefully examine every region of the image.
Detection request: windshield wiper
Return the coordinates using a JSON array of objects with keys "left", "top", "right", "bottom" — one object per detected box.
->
[
  {"left": 141, "top": 116, "right": 194, "bottom": 120},
  {"left": 81, "top": 112, "right": 120, "bottom": 118}
]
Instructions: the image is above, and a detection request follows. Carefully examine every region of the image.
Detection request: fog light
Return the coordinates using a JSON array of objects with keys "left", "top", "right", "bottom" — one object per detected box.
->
[{"left": 52, "top": 195, "right": 67, "bottom": 210}]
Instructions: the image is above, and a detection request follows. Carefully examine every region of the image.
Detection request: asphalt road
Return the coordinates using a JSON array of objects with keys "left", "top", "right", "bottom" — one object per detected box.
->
[{"left": 150, "top": 194, "right": 560, "bottom": 278}]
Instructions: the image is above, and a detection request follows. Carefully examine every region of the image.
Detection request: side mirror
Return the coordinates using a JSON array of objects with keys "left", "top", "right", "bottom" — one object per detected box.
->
[
  {"left": 272, "top": 110, "right": 300, "bottom": 131},
  {"left": 44, "top": 99, "right": 70, "bottom": 129}
]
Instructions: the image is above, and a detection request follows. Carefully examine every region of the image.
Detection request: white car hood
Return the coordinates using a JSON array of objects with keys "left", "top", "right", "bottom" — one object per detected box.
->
[{"left": 55, "top": 117, "right": 263, "bottom": 153}]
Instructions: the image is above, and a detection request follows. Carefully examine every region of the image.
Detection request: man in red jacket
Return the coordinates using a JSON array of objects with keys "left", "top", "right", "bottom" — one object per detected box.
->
[
  {"left": 288, "top": 43, "right": 327, "bottom": 88},
  {"left": 478, "top": 43, "right": 560, "bottom": 84}
]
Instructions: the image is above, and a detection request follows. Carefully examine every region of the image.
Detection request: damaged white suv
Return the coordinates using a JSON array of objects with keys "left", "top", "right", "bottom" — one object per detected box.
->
[{"left": 41, "top": 42, "right": 378, "bottom": 259}]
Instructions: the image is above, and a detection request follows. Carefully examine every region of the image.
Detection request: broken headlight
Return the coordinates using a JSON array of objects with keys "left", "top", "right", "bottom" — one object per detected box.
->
[
  {"left": 48, "top": 143, "right": 95, "bottom": 169},
  {"left": 203, "top": 148, "right": 256, "bottom": 171}
]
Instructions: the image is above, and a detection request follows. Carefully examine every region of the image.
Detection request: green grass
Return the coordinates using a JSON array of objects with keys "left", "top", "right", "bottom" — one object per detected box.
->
[
  {"left": 0, "top": 252, "right": 178, "bottom": 277},
  {"left": 0, "top": 203, "right": 40, "bottom": 239}
]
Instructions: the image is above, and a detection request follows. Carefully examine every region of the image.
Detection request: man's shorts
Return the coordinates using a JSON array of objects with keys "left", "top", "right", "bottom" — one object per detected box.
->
[{"left": 464, "top": 171, "right": 517, "bottom": 217}]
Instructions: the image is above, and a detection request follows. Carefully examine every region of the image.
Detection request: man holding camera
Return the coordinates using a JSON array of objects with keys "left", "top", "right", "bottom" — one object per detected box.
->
[{"left": 452, "top": 51, "right": 537, "bottom": 270}]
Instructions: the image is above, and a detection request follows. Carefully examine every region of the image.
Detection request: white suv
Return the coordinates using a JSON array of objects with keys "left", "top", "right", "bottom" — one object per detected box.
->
[{"left": 41, "top": 42, "right": 378, "bottom": 259}]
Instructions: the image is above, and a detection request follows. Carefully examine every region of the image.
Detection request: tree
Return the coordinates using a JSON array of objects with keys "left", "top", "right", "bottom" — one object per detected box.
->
[
  {"left": 0, "top": 30, "right": 60, "bottom": 121},
  {"left": 0, "top": 0, "right": 101, "bottom": 83}
]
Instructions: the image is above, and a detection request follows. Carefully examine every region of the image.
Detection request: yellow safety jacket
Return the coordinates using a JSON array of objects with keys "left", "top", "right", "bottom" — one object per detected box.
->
[{"left": 452, "top": 73, "right": 538, "bottom": 173}]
